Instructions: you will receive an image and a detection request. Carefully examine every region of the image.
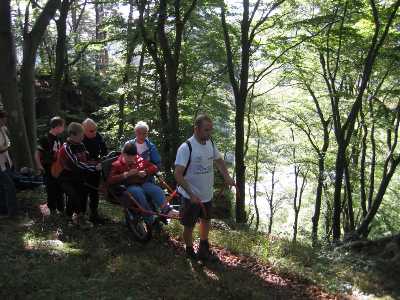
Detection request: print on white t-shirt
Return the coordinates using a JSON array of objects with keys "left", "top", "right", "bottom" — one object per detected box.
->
[{"left": 175, "top": 136, "right": 222, "bottom": 202}]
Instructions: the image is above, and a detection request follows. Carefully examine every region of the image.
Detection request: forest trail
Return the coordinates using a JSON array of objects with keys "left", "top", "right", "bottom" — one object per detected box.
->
[{"left": 0, "top": 192, "right": 347, "bottom": 300}]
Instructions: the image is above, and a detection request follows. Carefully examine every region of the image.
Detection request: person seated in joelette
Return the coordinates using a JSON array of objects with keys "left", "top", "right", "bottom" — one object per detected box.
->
[{"left": 107, "top": 142, "right": 176, "bottom": 224}]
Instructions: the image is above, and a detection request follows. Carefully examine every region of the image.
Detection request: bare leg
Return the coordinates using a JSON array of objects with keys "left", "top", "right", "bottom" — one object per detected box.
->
[
  {"left": 199, "top": 218, "right": 210, "bottom": 240},
  {"left": 183, "top": 225, "right": 194, "bottom": 247}
]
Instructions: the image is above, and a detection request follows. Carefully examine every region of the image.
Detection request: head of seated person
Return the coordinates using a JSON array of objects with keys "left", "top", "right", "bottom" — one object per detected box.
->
[
  {"left": 68, "top": 122, "right": 84, "bottom": 144},
  {"left": 121, "top": 142, "right": 138, "bottom": 166}
]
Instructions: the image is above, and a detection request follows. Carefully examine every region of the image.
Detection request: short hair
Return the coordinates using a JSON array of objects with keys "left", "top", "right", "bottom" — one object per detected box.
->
[
  {"left": 134, "top": 121, "right": 149, "bottom": 132},
  {"left": 82, "top": 118, "right": 97, "bottom": 128},
  {"left": 50, "top": 116, "right": 65, "bottom": 129},
  {"left": 67, "top": 122, "right": 83, "bottom": 136},
  {"left": 122, "top": 142, "right": 137, "bottom": 156},
  {"left": 194, "top": 114, "right": 212, "bottom": 128}
]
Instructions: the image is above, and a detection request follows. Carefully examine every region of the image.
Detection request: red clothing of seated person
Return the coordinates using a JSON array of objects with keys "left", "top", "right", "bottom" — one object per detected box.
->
[
  {"left": 107, "top": 153, "right": 158, "bottom": 186},
  {"left": 106, "top": 142, "right": 177, "bottom": 222}
]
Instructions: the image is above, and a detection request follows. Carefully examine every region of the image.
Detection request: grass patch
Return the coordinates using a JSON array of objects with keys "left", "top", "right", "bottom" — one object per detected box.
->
[
  {"left": 1, "top": 190, "right": 398, "bottom": 299},
  {"left": 173, "top": 222, "right": 399, "bottom": 299}
]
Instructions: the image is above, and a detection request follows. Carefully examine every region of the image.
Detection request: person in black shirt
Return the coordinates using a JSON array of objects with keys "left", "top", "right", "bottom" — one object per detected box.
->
[
  {"left": 35, "top": 116, "right": 65, "bottom": 215},
  {"left": 82, "top": 118, "right": 108, "bottom": 224}
]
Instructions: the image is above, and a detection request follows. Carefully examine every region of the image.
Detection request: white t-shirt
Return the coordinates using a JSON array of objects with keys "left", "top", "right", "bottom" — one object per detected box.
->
[
  {"left": 175, "top": 136, "right": 222, "bottom": 202},
  {"left": 135, "top": 141, "right": 148, "bottom": 156}
]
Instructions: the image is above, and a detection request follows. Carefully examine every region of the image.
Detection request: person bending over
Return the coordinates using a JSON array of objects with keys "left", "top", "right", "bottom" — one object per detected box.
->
[{"left": 58, "top": 122, "right": 101, "bottom": 228}]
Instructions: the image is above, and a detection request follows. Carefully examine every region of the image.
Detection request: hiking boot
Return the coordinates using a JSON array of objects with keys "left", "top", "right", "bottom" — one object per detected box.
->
[
  {"left": 185, "top": 246, "right": 197, "bottom": 260},
  {"left": 198, "top": 240, "right": 219, "bottom": 262}
]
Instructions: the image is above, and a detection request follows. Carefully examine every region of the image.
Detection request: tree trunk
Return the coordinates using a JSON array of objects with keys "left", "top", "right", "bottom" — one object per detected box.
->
[
  {"left": 52, "top": 0, "right": 71, "bottom": 115},
  {"left": 137, "top": 0, "right": 196, "bottom": 179},
  {"left": 21, "top": 0, "right": 61, "bottom": 164},
  {"left": 0, "top": 0, "right": 33, "bottom": 168},
  {"left": 368, "top": 98, "right": 376, "bottom": 211},
  {"left": 359, "top": 108, "right": 368, "bottom": 218},
  {"left": 344, "top": 160, "right": 355, "bottom": 231},
  {"left": 357, "top": 159, "right": 400, "bottom": 237},
  {"left": 253, "top": 122, "right": 260, "bottom": 231},
  {"left": 118, "top": 0, "right": 136, "bottom": 141},
  {"left": 235, "top": 104, "right": 247, "bottom": 222},
  {"left": 312, "top": 155, "right": 325, "bottom": 246},
  {"left": 221, "top": 1, "right": 250, "bottom": 223},
  {"left": 95, "top": 1, "right": 108, "bottom": 74},
  {"left": 332, "top": 141, "right": 346, "bottom": 241},
  {"left": 267, "top": 166, "right": 276, "bottom": 235}
]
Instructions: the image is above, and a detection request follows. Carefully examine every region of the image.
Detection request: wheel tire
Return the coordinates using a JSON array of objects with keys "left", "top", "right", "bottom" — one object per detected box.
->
[{"left": 125, "top": 210, "right": 152, "bottom": 243}]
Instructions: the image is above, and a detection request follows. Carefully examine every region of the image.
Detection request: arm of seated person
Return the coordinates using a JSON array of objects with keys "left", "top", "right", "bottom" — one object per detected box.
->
[
  {"left": 107, "top": 166, "right": 139, "bottom": 185},
  {"left": 143, "top": 160, "right": 159, "bottom": 175}
]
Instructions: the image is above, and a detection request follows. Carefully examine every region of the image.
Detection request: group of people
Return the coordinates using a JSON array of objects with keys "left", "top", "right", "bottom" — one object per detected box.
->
[
  {"left": 0, "top": 110, "right": 235, "bottom": 261},
  {"left": 35, "top": 117, "right": 108, "bottom": 228}
]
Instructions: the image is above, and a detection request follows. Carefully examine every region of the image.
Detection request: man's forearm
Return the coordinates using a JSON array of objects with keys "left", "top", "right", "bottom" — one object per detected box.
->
[
  {"left": 176, "top": 176, "right": 194, "bottom": 197},
  {"left": 215, "top": 159, "right": 230, "bottom": 179}
]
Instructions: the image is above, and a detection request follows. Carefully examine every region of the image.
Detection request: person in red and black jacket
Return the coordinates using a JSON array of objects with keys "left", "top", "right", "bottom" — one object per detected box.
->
[
  {"left": 107, "top": 142, "right": 176, "bottom": 225},
  {"left": 58, "top": 122, "right": 101, "bottom": 228}
]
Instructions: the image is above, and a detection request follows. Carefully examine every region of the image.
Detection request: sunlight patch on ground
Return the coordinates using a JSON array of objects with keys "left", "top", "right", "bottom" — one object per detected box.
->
[
  {"left": 203, "top": 267, "right": 220, "bottom": 281},
  {"left": 22, "top": 232, "right": 82, "bottom": 255}
]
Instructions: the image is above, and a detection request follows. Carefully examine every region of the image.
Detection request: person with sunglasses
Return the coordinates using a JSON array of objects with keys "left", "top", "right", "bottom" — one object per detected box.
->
[{"left": 82, "top": 118, "right": 108, "bottom": 224}]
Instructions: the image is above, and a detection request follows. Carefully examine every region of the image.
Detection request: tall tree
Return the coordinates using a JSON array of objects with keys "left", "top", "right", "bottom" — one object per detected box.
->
[
  {"left": 221, "top": 0, "right": 287, "bottom": 222},
  {"left": 318, "top": 0, "right": 400, "bottom": 241},
  {"left": 21, "top": 0, "right": 61, "bottom": 163},
  {"left": 52, "top": 0, "right": 73, "bottom": 115},
  {"left": 95, "top": 0, "right": 108, "bottom": 74},
  {"left": 137, "top": 0, "right": 197, "bottom": 178},
  {"left": 0, "top": 0, "right": 33, "bottom": 168}
]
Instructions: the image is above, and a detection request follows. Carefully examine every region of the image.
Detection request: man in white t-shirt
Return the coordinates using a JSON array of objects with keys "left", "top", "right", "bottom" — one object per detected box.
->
[{"left": 175, "top": 114, "right": 235, "bottom": 261}]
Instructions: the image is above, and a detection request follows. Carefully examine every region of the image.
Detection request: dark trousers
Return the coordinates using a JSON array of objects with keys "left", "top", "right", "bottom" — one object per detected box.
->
[
  {"left": 59, "top": 176, "right": 85, "bottom": 217},
  {"left": 44, "top": 167, "right": 64, "bottom": 212},
  {"left": 82, "top": 172, "right": 100, "bottom": 216},
  {"left": 0, "top": 169, "right": 17, "bottom": 215}
]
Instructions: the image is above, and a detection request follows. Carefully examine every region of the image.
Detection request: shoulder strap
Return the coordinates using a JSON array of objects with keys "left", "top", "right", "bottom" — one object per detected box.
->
[
  {"left": 183, "top": 140, "right": 192, "bottom": 177},
  {"left": 209, "top": 137, "right": 216, "bottom": 158}
]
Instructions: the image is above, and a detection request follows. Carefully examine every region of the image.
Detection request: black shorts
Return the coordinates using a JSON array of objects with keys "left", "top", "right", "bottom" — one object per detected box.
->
[{"left": 179, "top": 197, "right": 212, "bottom": 227}]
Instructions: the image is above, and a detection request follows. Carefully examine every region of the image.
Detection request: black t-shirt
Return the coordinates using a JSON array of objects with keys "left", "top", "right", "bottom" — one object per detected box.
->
[
  {"left": 38, "top": 133, "right": 62, "bottom": 168},
  {"left": 82, "top": 132, "right": 108, "bottom": 161}
]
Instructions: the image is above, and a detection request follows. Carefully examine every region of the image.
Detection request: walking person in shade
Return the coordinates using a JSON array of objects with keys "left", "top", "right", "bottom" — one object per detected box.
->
[{"left": 174, "top": 114, "right": 235, "bottom": 261}]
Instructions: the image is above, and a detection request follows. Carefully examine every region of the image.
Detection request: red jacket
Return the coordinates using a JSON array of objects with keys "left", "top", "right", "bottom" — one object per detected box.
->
[{"left": 107, "top": 154, "right": 158, "bottom": 186}]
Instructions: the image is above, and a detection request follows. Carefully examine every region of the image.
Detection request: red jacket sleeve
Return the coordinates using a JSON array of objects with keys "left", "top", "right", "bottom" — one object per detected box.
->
[{"left": 144, "top": 160, "right": 158, "bottom": 175}]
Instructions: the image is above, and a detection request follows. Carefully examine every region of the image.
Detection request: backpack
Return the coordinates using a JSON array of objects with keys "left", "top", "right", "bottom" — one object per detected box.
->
[
  {"left": 50, "top": 146, "right": 64, "bottom": 178},
  {"left": 183, "top": 138, "right": 215, "bottom": 176}
]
